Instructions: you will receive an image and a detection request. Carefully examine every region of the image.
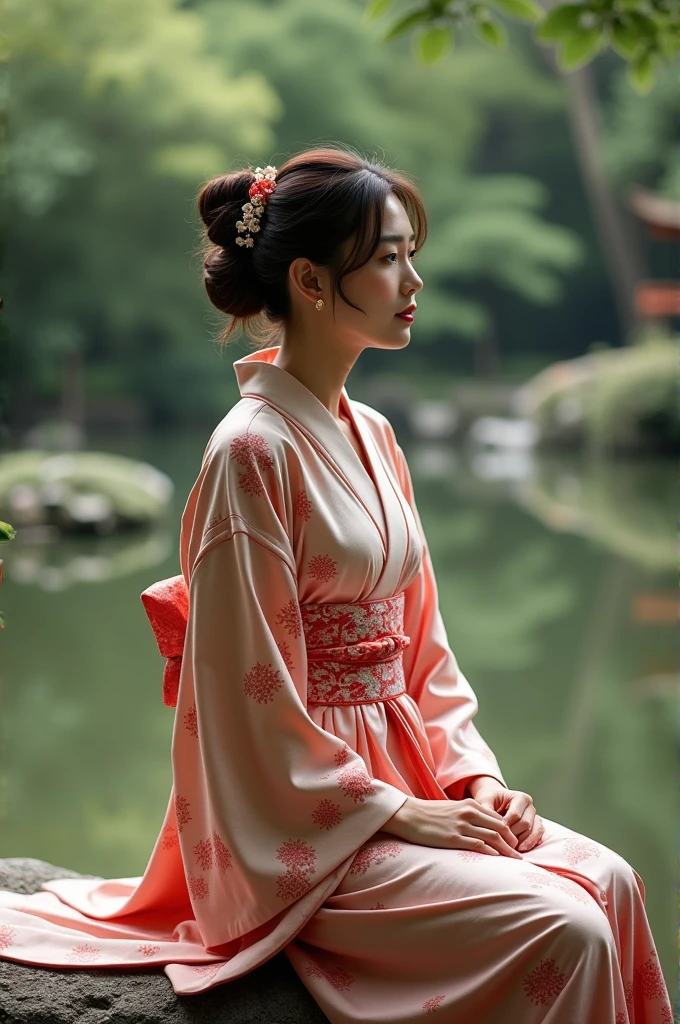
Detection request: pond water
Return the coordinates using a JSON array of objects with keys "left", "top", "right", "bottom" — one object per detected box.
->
[{"left": 0, "top": 428, "right": 676, "bottom": 998}]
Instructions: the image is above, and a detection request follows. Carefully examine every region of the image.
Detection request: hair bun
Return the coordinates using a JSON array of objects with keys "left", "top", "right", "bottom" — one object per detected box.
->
[
  {"left": 197, "top": 170, "right": 264, "bottom": 320},
  {"left": 198, "top": 170, "right": 255, "bottom": 248}
]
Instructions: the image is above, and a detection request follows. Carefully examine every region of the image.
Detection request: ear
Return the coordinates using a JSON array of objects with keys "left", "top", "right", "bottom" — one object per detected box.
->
[{"left": 288, "top": 257, "right": 328, "bottom": 307}]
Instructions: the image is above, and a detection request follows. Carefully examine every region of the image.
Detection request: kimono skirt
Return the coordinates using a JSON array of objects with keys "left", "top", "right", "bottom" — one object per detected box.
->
[{"left": 0, "top": 587, "right": 671, "bottom": 1024}]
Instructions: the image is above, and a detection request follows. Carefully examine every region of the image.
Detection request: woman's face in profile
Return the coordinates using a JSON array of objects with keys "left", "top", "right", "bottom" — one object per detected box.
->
[{"left": 333, "top": 192, "right": 424, "bottom": 352}]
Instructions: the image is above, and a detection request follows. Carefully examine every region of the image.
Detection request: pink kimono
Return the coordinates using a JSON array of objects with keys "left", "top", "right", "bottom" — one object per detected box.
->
[{"left": 0, "top": 345, "right": 671, "bottom": 1023}]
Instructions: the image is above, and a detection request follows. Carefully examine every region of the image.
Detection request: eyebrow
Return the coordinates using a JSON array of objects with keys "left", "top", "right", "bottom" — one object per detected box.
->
[{"left": 379, "top": 233, "right": 416, "bottom": 243}]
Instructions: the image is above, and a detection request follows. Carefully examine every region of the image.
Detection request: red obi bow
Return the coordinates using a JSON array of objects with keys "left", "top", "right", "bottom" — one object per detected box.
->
[{"left": 140, "top": 574, "right": 188, "bottom": 707}]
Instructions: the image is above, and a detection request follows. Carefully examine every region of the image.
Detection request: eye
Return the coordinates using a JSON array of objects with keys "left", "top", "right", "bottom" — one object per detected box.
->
[{"left": 384, "top": 250, "right": 418, "bottom": 263}]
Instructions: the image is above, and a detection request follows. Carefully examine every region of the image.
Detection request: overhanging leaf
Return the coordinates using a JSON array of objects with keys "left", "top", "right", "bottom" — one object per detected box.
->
[
  {"left": 365, "top": 0, "right": 397, "bottom": 21},
  {"left": 417, "top": 25, "right": 453, "bottom": 63},
  {"left": 628, "top": 51, "right": 657, "bottom": 92},
  {"left": 488, "top": 0, "right": 544, "bottom": 23},
  {"left": 383, "top": 8, "right": 431, "bottom": 40},
  {"left": 558, "top": 27, "right": 604, "bottom": 68},
  {"left": 474, "top": 16, "right": 508, "bottom": 47},
  {"left": 0, "top": 521, "right": 15, "bottom": 542},
  {"left": 610, "top": 18, "right": 645, "bottom": 59},
  {"left": 535, "top": 4, "right": 585, "bottom": 42},
  {"left": 624, "top": 10, "right": 661, "bottom": 41}
]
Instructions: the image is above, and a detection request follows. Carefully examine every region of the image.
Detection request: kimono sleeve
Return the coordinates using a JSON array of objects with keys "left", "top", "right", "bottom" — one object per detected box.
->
[
  {"left": 172, "top": 513, "right": 408, "bottom": 949},
  {"left": 394, "top": 442, "right": 508, "bottom": 801}
]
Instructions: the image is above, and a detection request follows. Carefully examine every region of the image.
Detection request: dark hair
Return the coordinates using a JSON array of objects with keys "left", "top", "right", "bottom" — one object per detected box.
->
[{"left": 195, "top": 144, "right": 428, "bottom": 348}]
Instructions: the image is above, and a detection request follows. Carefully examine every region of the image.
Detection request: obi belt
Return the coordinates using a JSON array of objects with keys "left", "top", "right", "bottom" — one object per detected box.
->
[{"left": 140, "top": 575, "right": 410, "bottom": 708}]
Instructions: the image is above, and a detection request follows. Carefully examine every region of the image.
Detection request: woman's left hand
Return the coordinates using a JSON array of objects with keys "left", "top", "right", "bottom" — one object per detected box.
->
[{"left": 466, "top": 777, "right": 545, "bottom": 853}]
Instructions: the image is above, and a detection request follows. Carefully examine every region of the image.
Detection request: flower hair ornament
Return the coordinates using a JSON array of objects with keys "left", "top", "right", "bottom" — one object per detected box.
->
[{"left": 235, "top": 164, "right": 277, "bottom": 247}]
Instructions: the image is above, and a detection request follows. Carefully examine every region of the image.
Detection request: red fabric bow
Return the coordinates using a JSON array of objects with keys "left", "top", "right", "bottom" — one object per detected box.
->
[{"left": 140, "top": 574, "right": 189, "bottom": 707}]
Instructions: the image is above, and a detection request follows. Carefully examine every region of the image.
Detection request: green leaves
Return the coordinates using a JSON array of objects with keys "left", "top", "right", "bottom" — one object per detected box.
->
[
  {"left": 0, "top": 521, "right": 15, "bottom": 542},
  {"left": 559, "top": 27, "right": 604, "bottom": 68},
  {"left": 487, "top": 0, "right": 543, "bottom": 21},
  {"left": 537, "top": 1, "right": 677, "bottom": 85},
  {"left": 474, "top": 15, "right": 508, "bottom": 46},
  {"left": 382, "top": 8, "right": 432, "bottom": 39},
  {"left": 365, "top": 0, "right": 398, "bottom": 19},
  {"left": 610, "top": 15, "right": 645, "bottom": 57},
  {"left": 628, "top": 50, "right": 657, "bottom": 92},
  {"left": 366, "top": 0, "right": 680, "bottom": 89},
  {"left": 0, "top": 521, "right": 14, "bottom": 630},
  {"left": 533, "top": 1, "right": 672, "bottom": 84},
  {"left": 417, "top": 24, "right": 453, "bottom": 61},
  {"left": 535, "top": 4, "right": 584, "bottom": 42}
]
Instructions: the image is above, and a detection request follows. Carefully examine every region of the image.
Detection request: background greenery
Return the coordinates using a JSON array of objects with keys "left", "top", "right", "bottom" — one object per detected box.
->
[{"left": 3, "top": 0, "right": 677, "bottom": 426}]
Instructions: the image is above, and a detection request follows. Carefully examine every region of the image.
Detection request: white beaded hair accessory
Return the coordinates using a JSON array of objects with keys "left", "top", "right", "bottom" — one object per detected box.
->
[{"left": 235, "top": 165, "right": 278, "bottom": 248}]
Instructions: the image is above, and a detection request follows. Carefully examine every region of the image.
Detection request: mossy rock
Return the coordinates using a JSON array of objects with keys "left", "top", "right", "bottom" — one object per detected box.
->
[
  {"left": 520, "top": 336, "right": 679, "bottom": 455},
  {"left": 0, "top": 451, "right": 173, "bottom": 531},
  {"left": 0, "top": 859, "right": 328, "bottom": 1024}
]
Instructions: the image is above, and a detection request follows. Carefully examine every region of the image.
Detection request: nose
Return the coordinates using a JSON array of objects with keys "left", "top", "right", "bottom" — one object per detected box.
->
[
  {"left": 405, "top": 271, "right": 423, "bottom": 296},
  {"left": 408, "top": 264, "right": 423, "bottom": 292}
]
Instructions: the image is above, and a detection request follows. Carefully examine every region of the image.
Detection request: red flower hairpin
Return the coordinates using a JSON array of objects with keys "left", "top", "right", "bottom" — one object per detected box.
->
[{"left": 235, "top": 164, "right": 277, "bottom": 248}]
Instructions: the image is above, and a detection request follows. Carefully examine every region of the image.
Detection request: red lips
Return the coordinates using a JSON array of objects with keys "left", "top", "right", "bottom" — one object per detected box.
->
[{"left": 396, "top": 303, "right": 417, "bottom": 315}]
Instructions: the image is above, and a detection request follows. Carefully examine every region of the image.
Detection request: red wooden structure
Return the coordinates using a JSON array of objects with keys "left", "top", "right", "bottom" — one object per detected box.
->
[{"left": 628, "top": 186, "right": 680, "bottom": 322}]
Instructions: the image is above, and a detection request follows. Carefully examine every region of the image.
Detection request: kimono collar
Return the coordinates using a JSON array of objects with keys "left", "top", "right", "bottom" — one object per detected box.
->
[
  {"left": 232, "top": 345, "right": 388, "bottom": 547},
  {"left": 233, "top": 345, "right": 352, "bottom": 426},
  {"left": 232, "top": 345, "right": 414, "bottom": 597}
]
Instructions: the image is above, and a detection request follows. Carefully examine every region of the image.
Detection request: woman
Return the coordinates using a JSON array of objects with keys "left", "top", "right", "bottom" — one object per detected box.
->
[{"left": 0, "top": 147, "right": 671, "bottom": 1023}]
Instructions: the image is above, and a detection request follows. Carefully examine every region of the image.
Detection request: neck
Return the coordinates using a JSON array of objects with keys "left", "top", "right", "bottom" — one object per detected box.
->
[{"left": 273, "top": 333, "right": 361, "bottom": 421}]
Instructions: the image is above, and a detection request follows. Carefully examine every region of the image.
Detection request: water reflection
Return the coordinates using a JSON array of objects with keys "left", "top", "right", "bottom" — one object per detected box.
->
[
  {"left": 5, "top": 527, "right": 173, "bottom": 590},
  {"left": 0, "top": 430, "right": 675, "bottom": 993}
]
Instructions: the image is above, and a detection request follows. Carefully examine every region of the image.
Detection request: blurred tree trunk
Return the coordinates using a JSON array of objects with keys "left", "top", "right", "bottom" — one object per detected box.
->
[
  {"left": 60, "top": 348, "right": 85, "bottom": 430},
  {"left": 474, "top": 324, "right": 501, "bottom": 378},
  {"left": 538, "top": 23, "right": 645, "bottom": 340}
]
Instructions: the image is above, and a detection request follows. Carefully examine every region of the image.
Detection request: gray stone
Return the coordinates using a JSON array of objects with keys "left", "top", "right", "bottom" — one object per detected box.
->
[{"left": 0, "top": 859, "right": 329, "bottom": 1024}]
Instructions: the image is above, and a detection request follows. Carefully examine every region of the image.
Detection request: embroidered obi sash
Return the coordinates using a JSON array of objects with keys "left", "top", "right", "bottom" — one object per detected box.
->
[
  {"left": 301, "top": 594, "right": 410, "bottom": 705},
  {"left": 140, "top": 576, "right": 410, "bottom": 708}
]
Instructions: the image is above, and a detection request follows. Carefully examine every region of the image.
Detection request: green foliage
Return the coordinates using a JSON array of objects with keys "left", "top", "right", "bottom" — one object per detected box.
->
[
  {"left": 417, "top": 24, "right": 454, "bottom": 62},
  {"left": 527, "top": 332, "right": 680, "bottom": 455},
  {"left": 488, "top": 0, "right": 543, "bottom": 21},
  {"left": 366, "top": 0, "right": 680, "bottom": 92},
  {"left": 601, "top": 61, "right": 677, "bottom": 195},
  {"left": 415, "top": 174, "right": 584, "bottom": 332},
  {"left": 473, "top": 14, "right": 509, "bottom": 46},
  {"left": 200, "top": 0, "right": 579, "bottom": 345},
  {"left": 2, "top": 0, "right": 592, "bottom": 423},
  {"left": 585, "top": 335, "right": 680, "bottom": 453},
  {"left": 0, "top": 521, "right": 15, "bottom": 542},
  {"left": 0, "top": 520, "right": 15, "bottom": 629},
  {"left": 4, "top": 0, "right": 281, "bottom": 423}
]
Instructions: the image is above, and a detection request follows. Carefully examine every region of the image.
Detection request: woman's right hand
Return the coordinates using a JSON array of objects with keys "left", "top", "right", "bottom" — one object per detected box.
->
[{"left": 382, "top": 796, "right": 523, "bottom": 858}]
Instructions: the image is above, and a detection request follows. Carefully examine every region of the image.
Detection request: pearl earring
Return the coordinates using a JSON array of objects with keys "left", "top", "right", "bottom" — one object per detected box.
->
[{"left": 315, "top": 299, "right": 324, "bottom": 310}]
